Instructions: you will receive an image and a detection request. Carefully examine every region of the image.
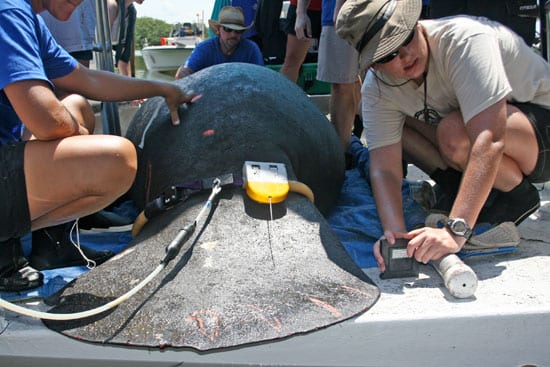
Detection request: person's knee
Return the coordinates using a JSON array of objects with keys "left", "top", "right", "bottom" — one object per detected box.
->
[
  {"left": 114, "top": 137, "right": 137, "bottom": 182},
  {"left": 61, "top": 94, "right": 95, "bottom": 133},
  {"left": 331, "top": 82, "right": 355, "bottom": 96},
  {"left": 99, "top": 136, "right": 137, "bottom": 194},
  {"left": 284, "top": 37, "right": 309, "bottom": 65},
  {"left": 282, "top": 54, "right": 304, "bottom": 69}
]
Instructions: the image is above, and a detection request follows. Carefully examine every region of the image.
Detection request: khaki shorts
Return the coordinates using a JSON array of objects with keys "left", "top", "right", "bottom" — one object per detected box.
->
[
  {"left": 317, "top": 26, "right": 360, "bottom": 84},
  {"left": 0, "top": 142, "right": 30, "bottom": 241}
]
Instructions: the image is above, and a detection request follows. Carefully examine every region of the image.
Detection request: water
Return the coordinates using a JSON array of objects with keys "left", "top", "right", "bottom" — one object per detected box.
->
[{"left": 134, "top": 54, "right": 176, "bottom": 82}]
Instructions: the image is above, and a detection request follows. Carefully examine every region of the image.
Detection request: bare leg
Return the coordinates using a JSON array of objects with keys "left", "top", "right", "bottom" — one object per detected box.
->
[
  {"left": 330, "top": 79, "right": 361, "bottom": 150},
  {"left": 77, "top": 59, "right": 91, "bottom": 68},
  {"left": 402, "top": 116, "right": 447, "bottom": 174},
  {"left": 279, "top": 34, "right": 311, "bottom": 83},
  {"left": 24, "top": 135, "right": 137, "bottom": 231},
  {"left": 436, "top": 105, "right": 538, "bottom": 191}
]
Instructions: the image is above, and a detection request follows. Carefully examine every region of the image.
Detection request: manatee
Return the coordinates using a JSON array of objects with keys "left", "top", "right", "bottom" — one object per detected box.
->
[
  {"left": 126, "top": 62, "right": 345, "bottom": 214},
  {"left": 44, "top": 63, "right": 379, "bottom": 350}
]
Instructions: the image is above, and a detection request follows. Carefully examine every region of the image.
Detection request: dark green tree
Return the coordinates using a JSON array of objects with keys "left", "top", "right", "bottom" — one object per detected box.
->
[{"left": 134, "top": 17, "right": 173, "bottom": 49}]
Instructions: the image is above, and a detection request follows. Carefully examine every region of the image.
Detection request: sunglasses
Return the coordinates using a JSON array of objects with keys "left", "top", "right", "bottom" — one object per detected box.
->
[
  {"left": 375, "top": 29, "right": 416, "bottom": 64},
  {"left": 222, "top": 26, "right": 244, "bottom": 34}
]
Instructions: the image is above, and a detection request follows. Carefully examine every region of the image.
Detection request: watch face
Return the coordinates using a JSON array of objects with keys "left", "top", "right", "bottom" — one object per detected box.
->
[
  {"left": 446, "top": 218, "right": 471, "bottom": 237},
  {"left": 452, "top": 220, "right": 466, "bottom": 233}
]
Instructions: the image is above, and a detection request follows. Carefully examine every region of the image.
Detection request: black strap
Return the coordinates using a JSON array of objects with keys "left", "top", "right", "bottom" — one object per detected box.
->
[
  {"left": 355, "top": 0, "right": 397, "bottom": 54},
  {"left": 143, "top": 173, "right": 241, "bottom": 219}
]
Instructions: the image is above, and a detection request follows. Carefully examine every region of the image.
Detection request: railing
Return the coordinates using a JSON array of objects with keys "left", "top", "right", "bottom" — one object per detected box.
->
[{"left": 94, "top": 0, "right": 121, "bottom": 136}]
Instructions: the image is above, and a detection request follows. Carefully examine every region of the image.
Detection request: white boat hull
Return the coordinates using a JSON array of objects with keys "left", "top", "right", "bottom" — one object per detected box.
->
[{"left": 140, "top": 45, "right": 193, "bottom": 72}]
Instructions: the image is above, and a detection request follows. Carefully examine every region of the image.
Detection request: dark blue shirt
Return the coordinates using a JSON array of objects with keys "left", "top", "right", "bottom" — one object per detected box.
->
[
  {"left": 184, "top": 36, "right": 264, "bottom": 73},
  {"left": 321, "top": 0, "right": 336, "bottom": 26},
  {"left": 231, "top": 0, "right": 258, "bottom": 39}
]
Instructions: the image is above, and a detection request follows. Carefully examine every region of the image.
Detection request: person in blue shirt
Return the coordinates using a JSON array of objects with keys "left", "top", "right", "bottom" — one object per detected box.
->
[
  {"left": 175, "top": 6, "right": 264, "bottom": 80},
  {"left": 0, "top": 0, "right": 194, "bottom": 292},
  {"left": 231, "top": 0, "right": 259, "bottom": 42}
]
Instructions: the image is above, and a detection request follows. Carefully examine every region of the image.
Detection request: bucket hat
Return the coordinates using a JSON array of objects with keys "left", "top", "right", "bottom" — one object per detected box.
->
[
  {"left": 336, "top": 0, "right": 421, "bottom": 69},
  {"left": 208, "top": 6, "right": 254, "bottom": 33}
]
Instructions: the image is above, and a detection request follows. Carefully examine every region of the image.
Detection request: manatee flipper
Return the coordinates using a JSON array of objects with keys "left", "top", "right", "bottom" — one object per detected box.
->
[{"left": 44, "top": 189, "right": 379, "bottom": 350}]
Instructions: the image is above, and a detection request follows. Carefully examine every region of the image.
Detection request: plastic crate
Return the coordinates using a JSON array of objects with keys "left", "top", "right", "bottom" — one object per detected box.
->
[{"left": 266, "top": 63, "right": 330, "bottom": 95}]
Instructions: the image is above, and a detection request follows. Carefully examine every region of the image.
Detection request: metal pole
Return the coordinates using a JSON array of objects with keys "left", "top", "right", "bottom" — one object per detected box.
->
[
  {"left": 95, "top": 0, "right": 121, "bottom": 136},
  {"left": 539, "top": 0, "right": 549, "bottom": 60}
]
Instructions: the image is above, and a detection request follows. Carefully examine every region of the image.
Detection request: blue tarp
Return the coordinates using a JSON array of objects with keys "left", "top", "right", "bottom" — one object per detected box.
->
[{"left": 327, "top": 136, "right": 428, "bottom": 268}]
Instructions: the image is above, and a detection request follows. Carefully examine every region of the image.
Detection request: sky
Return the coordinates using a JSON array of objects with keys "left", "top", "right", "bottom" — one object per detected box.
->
[{"left": 136, "top": 0, "right": 217, "bottom": 25}]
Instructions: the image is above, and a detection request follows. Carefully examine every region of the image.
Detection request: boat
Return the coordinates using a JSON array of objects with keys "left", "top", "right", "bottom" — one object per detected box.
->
[
  {"left": 140, "top": 44, "right": 193, "bottom": 72},
  {"left": 141, "top": 35, "right": 202, "bottom": 72},
  {"left": 140, "top": 22, "right": 202, "bottom": 72}
]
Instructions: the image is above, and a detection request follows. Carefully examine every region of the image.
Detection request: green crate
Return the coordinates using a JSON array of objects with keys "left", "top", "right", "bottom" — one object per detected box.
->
[{"left": 266, "top": 63, "right": 330, "bottom": 95}]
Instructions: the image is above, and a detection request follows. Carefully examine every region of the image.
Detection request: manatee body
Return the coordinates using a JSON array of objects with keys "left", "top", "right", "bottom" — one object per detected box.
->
[
  {"left": 44, "top": 64, "right": 379, "bottom": 350},
  {"left": 125, "top": 63, "right": 345, "bottom": 214}
]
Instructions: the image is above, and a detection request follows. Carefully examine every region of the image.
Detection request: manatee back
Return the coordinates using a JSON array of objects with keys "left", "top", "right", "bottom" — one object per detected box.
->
[{"left": 125, "top": 63, "right": 344, "bottom": 214}]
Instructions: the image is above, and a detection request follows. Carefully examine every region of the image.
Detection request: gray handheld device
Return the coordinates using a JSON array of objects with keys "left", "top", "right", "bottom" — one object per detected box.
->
[{"left": 380, "top": 238, "right": 419, "bottom": 279}]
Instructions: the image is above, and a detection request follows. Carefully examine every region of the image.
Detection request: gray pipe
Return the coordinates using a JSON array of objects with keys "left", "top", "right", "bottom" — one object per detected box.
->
[{"left": 94, "top": 0, "right": 121, "bottom": 136}]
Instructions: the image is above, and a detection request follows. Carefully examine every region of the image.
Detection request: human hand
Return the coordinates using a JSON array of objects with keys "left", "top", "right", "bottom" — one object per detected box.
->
[
  {"left": 406, "top": 226, "right": 463, "bottom": 264},
  {"left": 130, "top": 98, "right": 146, "bottom": 107},
  {"left": 295, "top": 13, "right": 312, "bottom": 40},
  {"left": 174, "top": 65, "right": 192, "bottom": 80},
  {"left": 162, "top": 85, "right": 200, "bottom": 126},
  {"left": 373, "top": 230, "right": 410, "bottom": 273}
]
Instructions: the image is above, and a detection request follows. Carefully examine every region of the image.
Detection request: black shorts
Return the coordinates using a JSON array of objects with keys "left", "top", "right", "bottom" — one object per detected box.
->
[
  {"left": 283, "top": 4, "right": 322, "bottom": 39},
  {"left": 0, "top": 142, "right": 31, "bottom": 241},
  {"left": 512, "top": 102, "right": 550, "bottom": 183},
  {"left": 428, "top": 0, "right": 536, "bottom": 45},
  {"left": 70, "top": 50, "right": 93, "bottom": 61}
]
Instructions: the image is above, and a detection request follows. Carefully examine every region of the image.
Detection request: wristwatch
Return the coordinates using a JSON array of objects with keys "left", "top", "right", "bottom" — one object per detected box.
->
[{"left": 445, "top": 218, "right": 473, "bottom": 239}]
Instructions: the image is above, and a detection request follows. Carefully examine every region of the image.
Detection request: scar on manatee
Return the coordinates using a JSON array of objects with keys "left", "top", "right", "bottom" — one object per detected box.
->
[
  {"left": 309, "top": 297, "right": 342, "bottom": 318},
  {"left": 186, "top": 309, "right": 221, "bottom": 341},
  {"left": 246, "top": 304, "right": 282, "bottom": 333},
  {"left": 191, "top": 94, "right": 203, "bottom": 103},
  {"left": 341, "top": 285, "right": 373, "bottom": 297},
  {"left": 203, "top": 129, "right": 215, "bottom": 137}
]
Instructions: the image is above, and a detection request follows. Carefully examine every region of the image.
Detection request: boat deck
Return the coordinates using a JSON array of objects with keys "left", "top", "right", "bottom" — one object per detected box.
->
[
  {"left": 1, "top": 187, "right": 549, "bottom": 367},
  {"left": 2, "top": 103, "right": 549, "bottom": 367}
]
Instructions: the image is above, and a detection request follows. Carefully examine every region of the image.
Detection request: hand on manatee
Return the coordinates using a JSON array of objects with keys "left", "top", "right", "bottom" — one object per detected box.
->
[{"left": 163, "top": 85, "right": 200, "bottom": 126}]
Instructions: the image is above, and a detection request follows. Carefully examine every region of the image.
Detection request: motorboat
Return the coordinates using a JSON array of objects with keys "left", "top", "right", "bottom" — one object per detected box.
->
[{"left": 140, "top": 36, "right": 201, "bottom": 72}]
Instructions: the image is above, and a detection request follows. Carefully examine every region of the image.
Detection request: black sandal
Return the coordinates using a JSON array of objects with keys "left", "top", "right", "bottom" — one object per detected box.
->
[
  {"left": 29, "top": 224, "right": 114, "bottom": 271},
  {"left": 0, "top": 238, "right": 43, "bottom": 292}
]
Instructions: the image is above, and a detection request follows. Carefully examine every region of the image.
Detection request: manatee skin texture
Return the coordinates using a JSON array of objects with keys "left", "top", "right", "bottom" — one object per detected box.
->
[{"left": 125, "top": 63, "right": 344, "bottom": 214}]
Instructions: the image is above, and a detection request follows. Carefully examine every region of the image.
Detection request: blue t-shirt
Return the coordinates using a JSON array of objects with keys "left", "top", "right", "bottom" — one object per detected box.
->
[
  {"left": 231, "top": 0, "right": 258, "bottom": 39},
  {"left": 321, "top": 0, "right": 336, "bottom": 26},
  {"left": 185, "top": 36, "right": 264, "bottom": 72},
  {"left": 0, "top": 0, "right": 77, "bottom": 145}
]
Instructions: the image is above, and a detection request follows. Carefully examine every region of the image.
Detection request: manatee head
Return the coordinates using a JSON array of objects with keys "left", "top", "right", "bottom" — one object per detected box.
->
[{"left": 125, "top": 63, "right": 344, "bottom": 215}]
